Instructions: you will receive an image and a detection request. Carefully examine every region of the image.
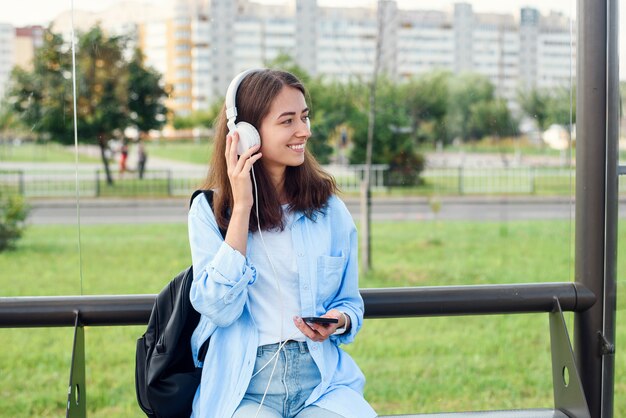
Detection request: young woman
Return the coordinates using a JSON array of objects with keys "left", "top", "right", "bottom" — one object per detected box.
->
[{"left": 188, "top": 69, "right": 377, "bottom": 418}]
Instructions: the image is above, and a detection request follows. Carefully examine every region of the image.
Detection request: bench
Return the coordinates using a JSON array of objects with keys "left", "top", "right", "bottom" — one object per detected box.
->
[{"left": 0, "top": 283, "right": 594, "bottom": 417}]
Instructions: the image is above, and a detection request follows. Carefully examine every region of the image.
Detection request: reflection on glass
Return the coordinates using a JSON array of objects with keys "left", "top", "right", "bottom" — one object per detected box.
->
[{"left": 0, "top": 0, "right": 590, "bottom": 416}]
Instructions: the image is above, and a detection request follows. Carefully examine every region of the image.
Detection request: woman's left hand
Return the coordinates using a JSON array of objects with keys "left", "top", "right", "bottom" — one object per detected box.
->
[{"left": 293, "top": 309, "right": 347, "bottom": 342}]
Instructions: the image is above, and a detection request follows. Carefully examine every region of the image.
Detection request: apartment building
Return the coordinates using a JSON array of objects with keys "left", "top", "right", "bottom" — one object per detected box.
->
[
  {"left": 163, "top": 0, "right": 573, "bottom": 109},
  {"left": 0, "top": 24, "right": 15, "bottom": 100},
  {"left": 0, "top": 0, "right": 575, "bottom": 118}
]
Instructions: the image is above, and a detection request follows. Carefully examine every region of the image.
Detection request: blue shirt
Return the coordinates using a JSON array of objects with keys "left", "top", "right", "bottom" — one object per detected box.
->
[{"left": 188, "top": 193, "right": 377, "bottom": 418}]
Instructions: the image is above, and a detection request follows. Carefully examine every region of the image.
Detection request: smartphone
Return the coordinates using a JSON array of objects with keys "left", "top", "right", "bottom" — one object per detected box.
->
[{"left": 302, "top": 316, "right": 339, "bottom": 325}]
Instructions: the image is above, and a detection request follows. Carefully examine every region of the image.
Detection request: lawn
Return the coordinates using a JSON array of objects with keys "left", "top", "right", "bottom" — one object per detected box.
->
[
  {"left": 0, "top": 142, "right": 99, "bottom": 163},
  {"left": 146, "top": 140, "right": 213, "bottom": 165},
  {"left": 0, "top": 220, "right": 624, "bottom": 417}
]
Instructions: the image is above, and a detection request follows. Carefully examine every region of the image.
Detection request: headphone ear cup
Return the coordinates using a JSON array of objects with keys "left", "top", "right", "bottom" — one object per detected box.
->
[{"left": 235, "top": 122, "right": 261, "bottom": 155}]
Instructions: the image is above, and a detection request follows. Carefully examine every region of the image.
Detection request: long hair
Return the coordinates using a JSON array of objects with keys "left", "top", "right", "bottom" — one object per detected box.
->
[{"left": 202, "top": 69, "right": 337, "bottom": 232}]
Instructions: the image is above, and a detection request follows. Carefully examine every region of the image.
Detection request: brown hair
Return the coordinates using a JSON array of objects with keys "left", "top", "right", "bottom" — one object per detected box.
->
[{"left": 202, "top": 69, "right": 337, "bottom": 232}]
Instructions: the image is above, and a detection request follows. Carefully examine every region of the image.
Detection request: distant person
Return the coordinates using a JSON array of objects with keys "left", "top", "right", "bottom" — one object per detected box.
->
[
  {"left": 188, "top": 69, "right": 376, "bottom": 418},
  {"left": 119, "top": 141, "right": 129, "bottom": 177},
  {"left": 137, "top": 141, "right": 148, "bottom": 179}
]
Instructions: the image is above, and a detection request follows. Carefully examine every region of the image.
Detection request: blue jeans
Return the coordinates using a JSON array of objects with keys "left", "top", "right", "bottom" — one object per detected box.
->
[{"left": 232, "top": 341, "right": 344, "bottom": 418}]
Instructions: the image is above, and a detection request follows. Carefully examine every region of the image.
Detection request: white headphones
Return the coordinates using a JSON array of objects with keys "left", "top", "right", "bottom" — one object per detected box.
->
[{"left": 225, "top": 69, "right": 263, "bottom": 155}]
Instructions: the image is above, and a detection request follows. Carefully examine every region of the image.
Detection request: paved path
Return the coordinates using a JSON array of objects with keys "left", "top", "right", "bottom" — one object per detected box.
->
[{"left": 28, "top": 196, "right": 623, "bottom": 225}]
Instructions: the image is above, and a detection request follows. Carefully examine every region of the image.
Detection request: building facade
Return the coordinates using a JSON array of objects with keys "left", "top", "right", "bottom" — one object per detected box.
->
[
  {"left": 150, "top": 0, "right": 574, "bottom": 113},
  {"left": 0, "top": 0, "right": 576, "bottom": 118},
  {"left": 0, "top": 23, "right": 15, "bottom": 100}
]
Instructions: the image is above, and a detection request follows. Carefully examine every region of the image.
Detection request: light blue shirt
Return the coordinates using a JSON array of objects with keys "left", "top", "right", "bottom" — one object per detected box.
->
[{"left": 188, "top": 193, "right": 377, "bottom": 418}]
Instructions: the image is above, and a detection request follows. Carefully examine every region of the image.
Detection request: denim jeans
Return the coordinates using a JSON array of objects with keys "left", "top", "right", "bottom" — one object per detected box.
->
[{"left": 232, "top": 341, "right": 344, "bottom": 418}]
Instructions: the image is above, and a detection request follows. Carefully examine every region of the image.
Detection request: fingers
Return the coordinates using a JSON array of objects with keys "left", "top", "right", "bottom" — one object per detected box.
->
[
  {"left": 225, "top": 133, "right": 237, "bottom": 169},
  {"left": 293, "top": 316, "right": 336, "bottom": 342},
  {"left": 225, "top": 132, "right": 261, "bottom": 172},
  {"left": 293, "top": 316, "right": 323, "bottom": 341}
]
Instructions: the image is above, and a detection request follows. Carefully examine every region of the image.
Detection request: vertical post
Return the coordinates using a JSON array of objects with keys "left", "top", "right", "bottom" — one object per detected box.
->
[
  {"left": 361, "top": 1, "right": 385, "bottom": 273},
  {"left": 95, "top": 170, "right": 100, "bottom": 197},
  {"left": 167, "top": 170, "right": 173, "bottom": 196},
  {"left": 575, "top": 0, "right": 617, "bottom": 416},
  {"left": 18, "top": 170, "right": 25, "bottom": 196},
  {"left": 603, "top": 0, "right": 619, "bottom": 415}
]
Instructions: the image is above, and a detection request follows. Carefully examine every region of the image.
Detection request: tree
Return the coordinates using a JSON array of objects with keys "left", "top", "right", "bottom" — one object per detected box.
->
[
  {"left": 518, "top": 86, "right": 575, "bottom": 131},
  {"left": 518, "top": 88, "right": 550, "bottom": 131},
  {"left": 446, "top": 73, "right": 496, "bottom": 142},
  {"left": 75, "top": 26, "right": 130, "bottom": 184},
  {"left": 6, "top": 26, "right": 169, "bottom": 185},
  {"left": 545, "top": 86, "right": 576, "bottom": 128},
  {"left": 127, "top": 48, "right": 168, "bottom": 137},
  {"left": 0, "top": 99, "right": 22, "bottom": 141},
  {"left": 467, "top": 98, "right": 518, "bottom": 140},
  {"left": 349, "top": 77, "right": 413, "bottom": 164},
  {"left": 6, "top": 30, "right": 73, "bottom": 143},
  {"left": 306, "top": 78, "right": 364, "bottom": 164},
  {"left": 403, "top": 70, "right": 450, "bottom": 146}
]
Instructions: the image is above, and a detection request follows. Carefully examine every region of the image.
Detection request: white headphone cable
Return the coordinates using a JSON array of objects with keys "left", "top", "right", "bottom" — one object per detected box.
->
[{"left": 250, "top": 164, "right": 289, "bottom": 418}]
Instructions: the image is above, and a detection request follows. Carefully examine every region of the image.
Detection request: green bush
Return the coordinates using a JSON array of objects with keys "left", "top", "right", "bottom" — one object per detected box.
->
[
  {"left": 386, "top": 150, "right": 426, "bottom": 187},
  {"left": 0, "top": 192, "right": 29, "bottom": 251}
]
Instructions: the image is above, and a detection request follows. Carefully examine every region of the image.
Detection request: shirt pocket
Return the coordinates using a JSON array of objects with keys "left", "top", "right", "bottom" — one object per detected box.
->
[{"left": 316, "top": 253, "right": 345, "bottom": 302}]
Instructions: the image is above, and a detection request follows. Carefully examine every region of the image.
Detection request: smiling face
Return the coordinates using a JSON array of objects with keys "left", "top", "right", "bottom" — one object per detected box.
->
[{"left": 258, "top": 86, "right": 311, "bottom": 179}]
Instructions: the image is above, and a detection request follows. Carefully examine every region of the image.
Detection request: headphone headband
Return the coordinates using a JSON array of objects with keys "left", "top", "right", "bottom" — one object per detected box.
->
[{"left": 225, "top": 68, "right": 263, "bottom": 132}]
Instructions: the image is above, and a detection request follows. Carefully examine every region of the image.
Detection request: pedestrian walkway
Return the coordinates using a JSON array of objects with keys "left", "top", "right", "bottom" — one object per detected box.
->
[{"left": 71, "top": 144, "right": 206, "bottom": 172}]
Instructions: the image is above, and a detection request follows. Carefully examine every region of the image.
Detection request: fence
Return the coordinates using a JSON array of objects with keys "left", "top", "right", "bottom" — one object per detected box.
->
[
  {"left": 423, "top": 166, "right": 580, "bottom": 195},
  {"left": 1, "top": 165, "right": 624, "bottom": 198},
  {"left": 0, "top": 165, "right": 389, "bottom": 198}
]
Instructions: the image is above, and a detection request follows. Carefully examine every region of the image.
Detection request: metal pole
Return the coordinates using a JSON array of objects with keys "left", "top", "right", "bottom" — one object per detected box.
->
[
  {"left": 0, "top": 282, "right": 596, "bottom": 327},
  {"left": 575, "top": 0, "right": 617, "bottom": 416},
  {"left": 602, "top": 0, "right": 619, "bottom": 415},
  {"left": 361, "top": 1, "right": 384, "bottom": 273}
]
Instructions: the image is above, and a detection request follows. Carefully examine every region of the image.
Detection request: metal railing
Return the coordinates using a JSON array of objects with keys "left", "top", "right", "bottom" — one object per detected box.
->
[
  {"left": 3, "top": 165, "right": 624, "bottom": 198},
  {"left": 0, "top": 164, "right": 391, "bottom": 197},
  {"left": 0, "top": 282, "right": 595, "bottom": 417}
]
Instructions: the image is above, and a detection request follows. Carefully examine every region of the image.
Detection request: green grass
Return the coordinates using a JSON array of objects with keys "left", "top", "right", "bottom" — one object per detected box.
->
[
  {"left": 0, "top": 143, "right": 99, "bottom": 163},
  {"left": 0, "top": 221, "right": 624, "bottom": 416},
  {"left": 146, "top": 140, "right": 212, "bottom": 165}
]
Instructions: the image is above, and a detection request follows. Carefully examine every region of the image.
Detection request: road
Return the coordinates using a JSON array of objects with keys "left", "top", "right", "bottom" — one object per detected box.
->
[{"left": 27, "top": 196, "right": 626, "bottom": 225}]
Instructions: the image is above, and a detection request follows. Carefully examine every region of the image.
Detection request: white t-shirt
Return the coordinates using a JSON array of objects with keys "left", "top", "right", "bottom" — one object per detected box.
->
[{"left": 247, "top": 207, "right": 305, "bottom": 345}]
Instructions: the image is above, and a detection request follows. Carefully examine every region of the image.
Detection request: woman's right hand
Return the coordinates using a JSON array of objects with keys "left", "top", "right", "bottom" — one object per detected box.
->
[{"left": 225, "top": 131, "right": 262, "bottom": 212}]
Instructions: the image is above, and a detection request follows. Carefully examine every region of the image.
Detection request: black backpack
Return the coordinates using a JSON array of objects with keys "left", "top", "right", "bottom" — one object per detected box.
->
[{"left": 135, "top": 190, "right": 226, "bottom": 418}]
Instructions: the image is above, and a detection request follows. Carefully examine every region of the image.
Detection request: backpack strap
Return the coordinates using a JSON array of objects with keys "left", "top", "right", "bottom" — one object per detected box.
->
[
  {"left": 189, "top": 189, "right": 225, "bottom": 363},
  {"left": 190, "top": 189, "right": 227, "bottom": 239}
]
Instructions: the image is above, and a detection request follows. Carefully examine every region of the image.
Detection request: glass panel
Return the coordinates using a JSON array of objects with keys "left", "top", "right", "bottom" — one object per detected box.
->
[
  {"left": 0, "top": 0, "right": 581, "bottom": 416},
  {"left": 67, "top": 1, "right": 194, "bottom": 415},
  {"left": 1, "top": 2, "right": 83, "bottom": 416},
  {"left": 342, "top": 0, "right": 576, "bottom": 414},
  {"left": 0, "top": 3, "right": 83, "bottom": 295}
]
